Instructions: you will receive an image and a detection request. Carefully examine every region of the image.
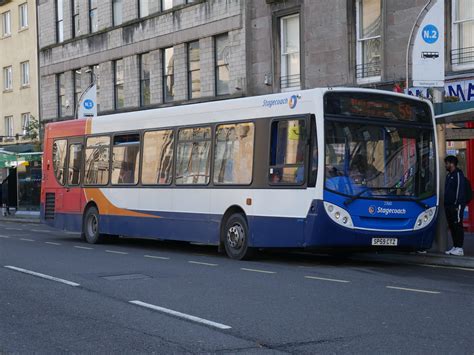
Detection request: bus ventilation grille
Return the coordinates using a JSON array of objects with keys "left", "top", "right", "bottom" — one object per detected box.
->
[{"left": 45, "top": 193, "right": 55, "bottom": 220}]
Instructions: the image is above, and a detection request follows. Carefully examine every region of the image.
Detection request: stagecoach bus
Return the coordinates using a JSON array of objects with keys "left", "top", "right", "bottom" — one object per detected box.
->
[{"left": 41, "top": 88, "right": 439, "bottom": 259}]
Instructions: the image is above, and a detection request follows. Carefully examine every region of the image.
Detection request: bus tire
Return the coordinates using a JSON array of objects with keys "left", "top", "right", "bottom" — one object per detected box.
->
[
  {"left": 223, "top": 213, "right": 254, "bottom": 260},
  {"left": 82, "top": 206, "right": 104, "bottom": 244}
]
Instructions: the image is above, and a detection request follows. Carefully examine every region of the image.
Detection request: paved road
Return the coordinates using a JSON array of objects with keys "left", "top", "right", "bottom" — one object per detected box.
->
[{"left": 1, "top": 220, "right": 473, "bottom": 354}]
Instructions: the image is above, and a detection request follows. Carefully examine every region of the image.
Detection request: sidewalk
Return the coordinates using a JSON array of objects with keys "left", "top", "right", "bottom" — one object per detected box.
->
[{"left": 0, "top": 211, "right": 40, "bottom": 224}]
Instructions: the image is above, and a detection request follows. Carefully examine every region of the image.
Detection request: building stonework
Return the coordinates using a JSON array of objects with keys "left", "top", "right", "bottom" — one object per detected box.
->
[
  {"left": 0, "top": 0, "right": 39, "bottom": 143},
  {"left": 38, "top": 0, "right": 474, "bottom": 123}
]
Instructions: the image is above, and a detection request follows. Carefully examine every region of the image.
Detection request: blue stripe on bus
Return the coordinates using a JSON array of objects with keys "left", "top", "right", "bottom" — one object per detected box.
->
[{"left": 42, "top": 199, "right": 436, "bottom": 250}]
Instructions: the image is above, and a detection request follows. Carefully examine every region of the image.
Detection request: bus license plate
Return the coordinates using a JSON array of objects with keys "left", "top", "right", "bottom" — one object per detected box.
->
[{"left": 371, "top": 238, "right": 398, "bottom": 246}]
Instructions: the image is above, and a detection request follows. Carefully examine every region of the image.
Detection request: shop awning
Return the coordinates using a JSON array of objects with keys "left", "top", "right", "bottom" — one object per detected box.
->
[{"left": 0, "top": 150, "right": 42, "bottom": 168}]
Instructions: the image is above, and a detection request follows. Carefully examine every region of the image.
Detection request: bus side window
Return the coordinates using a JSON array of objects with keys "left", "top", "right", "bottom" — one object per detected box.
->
[
  {"left": 176, "top": 126, "right": 212, "bottom": 185},
  {"left": 111, "top": 133, "right": 141, "bottom": 185},
  {"left": 269, "top": 119, "right": 306, "bottom": 185},
  {"left": 68, "top": 144, "right": 83, "bottom": 186},
  {"left": 214, "top": 122, "right": 255, "bottom": 185},
  {"left": 84, "top": 136, "right": 111, "bottom": 186},
  {"left": 52, "top": 139, "right": 67, "bottom": 186},
  {"left": 142, "top": 130, "right": 175, "bottom": 185}
]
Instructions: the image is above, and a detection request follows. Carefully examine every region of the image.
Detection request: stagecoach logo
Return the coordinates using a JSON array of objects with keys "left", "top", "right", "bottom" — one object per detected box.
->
[
  {"left": 369, "top": 205, "right": 407, "bottom": 216},
  {"left": 289, "top": 95, "right": 298, "bottom": 109},
  {"left": 263, "top": 94, "right": 300, "bottom": 109},
  {"left": 368, "top": 206, "right": 376, "bottom": 215}
]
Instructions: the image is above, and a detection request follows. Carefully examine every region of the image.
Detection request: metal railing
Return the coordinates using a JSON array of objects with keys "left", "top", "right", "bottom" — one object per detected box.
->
[
  {"left": 355, "top": 61, "right": 381, "bottom": 79},
  {"left": 451, "top": 46, "right": 474, "bottom": 66},
  {"left": 280, "top": 74, "right": 301, "bottom": 89}
]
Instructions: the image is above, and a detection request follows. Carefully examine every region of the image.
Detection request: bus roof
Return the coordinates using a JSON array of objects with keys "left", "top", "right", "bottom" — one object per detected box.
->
[{"left": 45, "top": 87, "right": 431, "bottom": 138}]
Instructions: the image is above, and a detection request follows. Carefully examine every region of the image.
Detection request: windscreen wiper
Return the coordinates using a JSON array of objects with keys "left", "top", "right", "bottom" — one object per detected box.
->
[{"left": 344, "top": 187, "right": 401, "bottom": 207}]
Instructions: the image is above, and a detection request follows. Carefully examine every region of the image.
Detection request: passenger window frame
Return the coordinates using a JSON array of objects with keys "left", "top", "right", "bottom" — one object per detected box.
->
[
  {"left": 66, "top": 140, "right": 84, "bottom": 187},
  {"left": 52, "top": 138, "right": 68, "bottom": 186},
  {"left": 110, "top": 132, "right": 141, "bottom": 186},
  {"left": 83, "top": 135, "right": 112, "bottom": 187},
  {"left": 141, "top": 128, "right": 175, "bottom": 186},
  {"left": 268, "top": 115, "right": 310, "bottom": 187}
]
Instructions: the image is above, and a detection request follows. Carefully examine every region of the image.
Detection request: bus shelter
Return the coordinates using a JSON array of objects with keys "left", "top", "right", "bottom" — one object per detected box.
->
[
  {"left": 0, "top": 150, "right": 42, "bottom": 213},
  {"left": 435, "top": 105, "right": 474, "bottom": 233}
]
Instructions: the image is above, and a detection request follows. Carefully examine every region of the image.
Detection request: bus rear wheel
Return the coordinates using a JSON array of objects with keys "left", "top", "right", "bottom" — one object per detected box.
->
[
  {"left": 223, "top": 214, "right": 254, "bottom": 260},
  {"left": 82, "top": 206, "right": 104, "bottom": 244}
]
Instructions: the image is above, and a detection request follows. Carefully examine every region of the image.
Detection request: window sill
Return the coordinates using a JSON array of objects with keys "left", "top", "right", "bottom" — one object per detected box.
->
[
  {"left": 451, "top": 63, "right": 474, "bottom": 72},
  {"left": 356, "top": 75, "right": 381, "bottom": 85},
  {"left": 3, "top": 89, "right": 13, "bottom": 93},
  {"left": 281, "top": 86, "right": 301, "bottom": 93},
  {"left": 18, "top": 26, "right": 29, "bottom": 33},
  {"left": 20, "top": 84, "right": 30, "bottom": 90},
  {"left": 1, "top": 34, "right": 12, "bottom": 39}
]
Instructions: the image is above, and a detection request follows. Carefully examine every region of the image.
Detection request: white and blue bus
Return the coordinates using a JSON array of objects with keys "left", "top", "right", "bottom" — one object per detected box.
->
[{"left": 42, "top": 88, "right": 438, "bottom": 259}]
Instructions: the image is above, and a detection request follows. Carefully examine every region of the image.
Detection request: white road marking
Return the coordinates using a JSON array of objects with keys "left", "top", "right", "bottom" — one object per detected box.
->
[
  {"left": 0, "top": 235, "right": 10, "bottom": 239},
  {"left": 417, "top": 264, "right": 474, "bottom": 272},
  {"left": 6, "top": 228, "right": 23, "bottom": 231},
  {"left": 188, "top": 261, "right": 218, "bottom": 267},
  {"left": 105, "top": 250, "right": 128, "bottom": 255},
  {"left": 4, "top": 266, "right": 80, "bottom": 287},
  {"left": 129, "top": 300, "right": 231, "bottom": 330},
  {"left": 240, "top": 268, "right": 276, "bottom": 274},
  {"left": 30, "top": 229, "right": 49, "bottom": 233},
  {"left": 74, "top": 246, "right": 93, "bottom": 250},
  {"left": 45, "top": 242, "right": 61, "bottom": 246},
  {"left": 386, "top": 286, "right": 440, "bottom": 294},
  {"left": 20, "top": 238, "right": 35, "bottom": 242},
  {"left": 305, "top": 276, "right": 350, "bottom": 283},
  {"left": 144, "top": 255, "right": 170, "bottom": 260}
]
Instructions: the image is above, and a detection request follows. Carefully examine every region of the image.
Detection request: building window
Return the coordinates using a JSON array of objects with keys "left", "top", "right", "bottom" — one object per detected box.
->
[
  {"left": 21, "top": 113, "right": 30, "bottom": 135},
  {"left": 176, "top": 127, "right": 212, "bottom": 185},
  {"left": 74, "top": 70, "right": 82, "bottom": 112},
  {"left": 72, "top": 0, "right": 80, "bottom": 37},
  {"left": 188, "top": 41, "right": 201, "bottom": 99},
  {"left": 57, "top": 73, "right": 66, "bottom": 117},
  {"left": 162, "top": 0, "right": 172, "bottom": 11},
  {"left": 356, "top": 0, "right": 382, "bottom": 81},
  {"left": 215, "top": 34, "right": 230, "bottom": 96},
  {"left": 140, "top": 53, "right": 151, "bottom": 106},
  {"left": 452, "top": 0, "right": 474, "bottom": 68},
  {"left": 3, "top": 66, "right": 12, "bottom": 91},
  {"left": 114, "top": 59, "right": 124, "bottom": 109},
  {"left": 57, "top": 0, "right": 64, "bottom": 42},
  {"left": 91, "top": 65, "right": 100, "bottom": 111},
  {"left": 139, "top": 0, "right": 159, "bottom": 17},
  {"left": 112, "top": 0, "right": 123, "bottom": 26},
  {"left": 214, "top": 122, "right": 255, "bottom": 185},
  {"left": 89, "top": 0, "right": 98, "bottom": 33},
  {"left": 2, "top": 11, "right": 11, "bottom": 37},
  {"left": 4, "top": 116, "right": 13, "bottom": 137},
  {"left": 163, "top": 47, "right": 174, "bottom": 103},
  {"left": 20, "top": 61, "right": 30, "bottom": 87},
  {"left": 280, "top": 14, "right": 300, "bottom": 91},
  {"left": 19, "top": 3, "right": 28, "bottom": 29}
]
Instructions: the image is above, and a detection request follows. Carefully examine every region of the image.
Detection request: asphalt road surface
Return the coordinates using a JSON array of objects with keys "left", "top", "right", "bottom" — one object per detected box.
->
[{"left": 1, "top": 220, "right": 473, "bottom": 354}]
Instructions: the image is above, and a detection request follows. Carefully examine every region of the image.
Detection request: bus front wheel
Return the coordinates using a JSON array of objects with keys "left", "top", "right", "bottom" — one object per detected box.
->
[
  {"left": 223, "top": 214, "right": 254, "bottom": 260},
  {"left": 82, "top": 206, "right": 104, "bottom": 244}
]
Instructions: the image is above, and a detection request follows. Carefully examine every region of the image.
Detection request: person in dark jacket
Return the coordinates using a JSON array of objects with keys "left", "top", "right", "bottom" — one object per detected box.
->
[{"left": 444, "top": 155, "right": 466, "bottom": 256}]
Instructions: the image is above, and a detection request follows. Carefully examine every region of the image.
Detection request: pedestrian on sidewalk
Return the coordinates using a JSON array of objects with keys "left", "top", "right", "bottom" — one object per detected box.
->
[{"left": 444, "top": 155, "right": 466, "bottom": 256}]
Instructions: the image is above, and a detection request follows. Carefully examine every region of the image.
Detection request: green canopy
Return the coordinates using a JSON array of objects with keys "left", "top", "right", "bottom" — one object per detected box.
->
[{"left": 0, "top": 151, "right": 42, "bottom": 168}]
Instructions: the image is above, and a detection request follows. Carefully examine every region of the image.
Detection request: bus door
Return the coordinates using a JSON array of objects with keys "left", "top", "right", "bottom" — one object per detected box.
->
[{"left": 63, "top": 138, "right": 84, "bottom": 216}]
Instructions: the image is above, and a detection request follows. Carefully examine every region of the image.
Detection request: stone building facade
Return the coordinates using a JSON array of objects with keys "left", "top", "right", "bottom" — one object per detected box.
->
[{"left": 38, "top": 0, "right": 474, "bottom": 123}]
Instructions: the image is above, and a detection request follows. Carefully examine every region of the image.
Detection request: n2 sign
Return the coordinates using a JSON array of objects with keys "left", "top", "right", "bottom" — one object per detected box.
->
[{"left": 422, "top": 24, "right": 439, "bottom": 44}]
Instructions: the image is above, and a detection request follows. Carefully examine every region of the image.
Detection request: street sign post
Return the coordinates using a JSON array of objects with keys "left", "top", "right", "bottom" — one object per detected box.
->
[{"left": 412, "top": 0, "right": 445, "bottom": 88}]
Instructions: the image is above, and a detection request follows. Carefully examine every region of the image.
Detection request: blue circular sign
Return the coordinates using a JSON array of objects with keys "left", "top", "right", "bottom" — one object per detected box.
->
[
  {"left": 422, "top": 24, "right": 439, "bottom": 44},
  {"left": 84, "top": 99, "right": 94, "bottom": 110}
]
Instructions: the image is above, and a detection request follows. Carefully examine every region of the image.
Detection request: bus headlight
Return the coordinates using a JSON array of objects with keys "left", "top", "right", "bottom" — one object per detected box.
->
[
  {"left": 324, "top": 202, "right": 354, "bottom": 229},
  {"left": 413, "top": 207, "right": 437, "bottom": 231}
]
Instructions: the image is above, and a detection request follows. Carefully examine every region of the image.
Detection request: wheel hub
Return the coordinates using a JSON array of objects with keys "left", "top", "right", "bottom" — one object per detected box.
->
[
  {"left": 227, "top": 224, "right": 244, "bottom": 249},
  {"left": 87, "top": 215, "right": 98, "bottom": 236}
]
